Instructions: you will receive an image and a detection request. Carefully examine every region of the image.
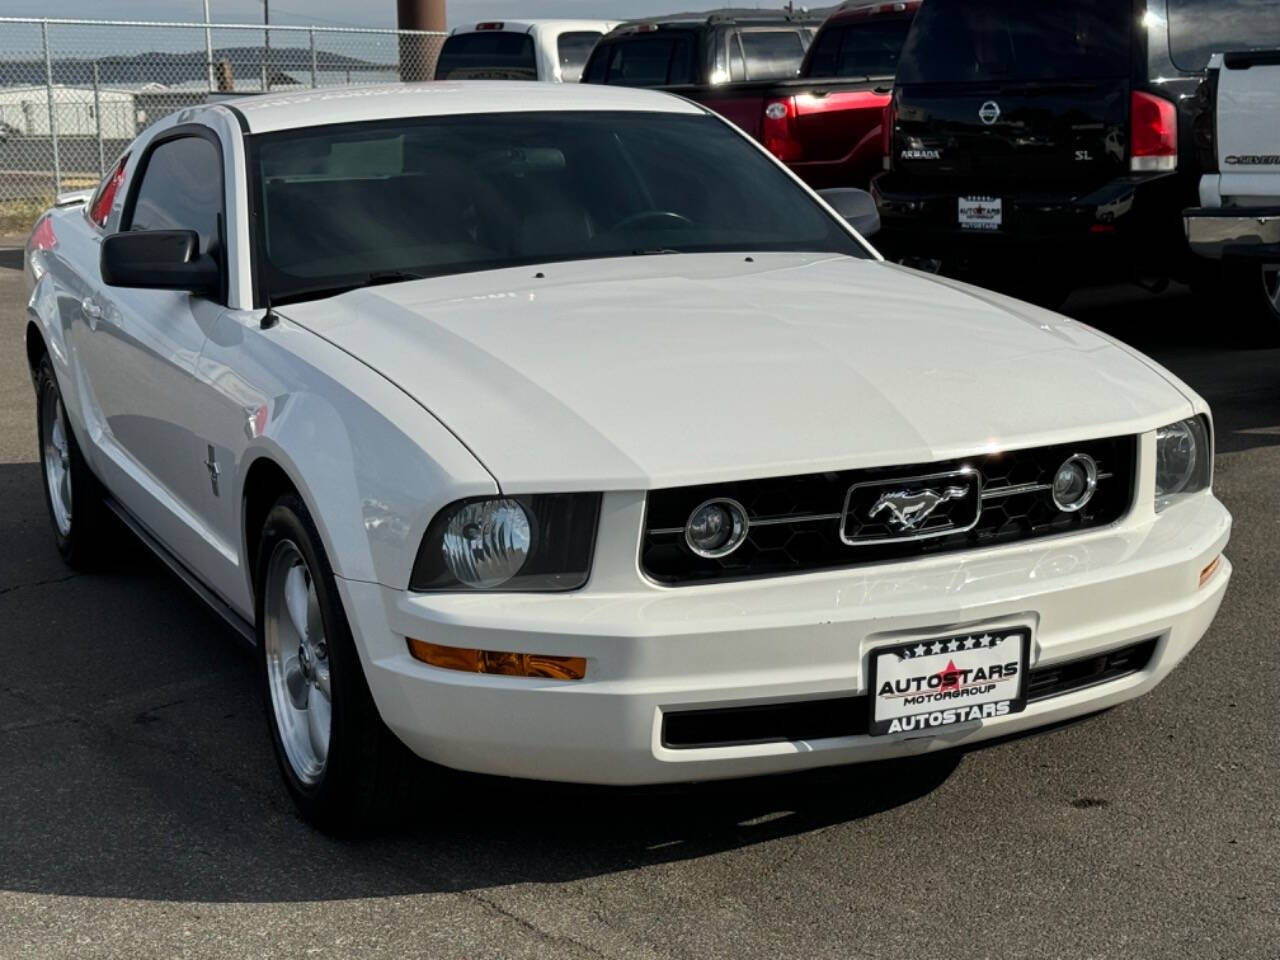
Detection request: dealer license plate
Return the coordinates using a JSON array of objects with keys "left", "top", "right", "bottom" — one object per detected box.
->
[
  {"left": 958, "top": 195, "right": 1002, "bottom": 231},
  {"left": 867, "top": 627, "right": 1030, "bottom": 736}
]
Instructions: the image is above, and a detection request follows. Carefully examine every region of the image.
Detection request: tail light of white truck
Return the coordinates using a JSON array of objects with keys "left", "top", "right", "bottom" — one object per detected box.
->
[{"left": 1130, "top": 90, "right": 1177, "bottom": 172}]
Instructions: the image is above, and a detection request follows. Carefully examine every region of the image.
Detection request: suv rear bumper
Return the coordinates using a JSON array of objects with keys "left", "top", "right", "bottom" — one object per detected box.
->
[
  {"left": 1183, "top": 205, "right": 1280, "bottom": 261},
  {"left": 871, "top": 171, "right": 1183, "bottom": 268}
]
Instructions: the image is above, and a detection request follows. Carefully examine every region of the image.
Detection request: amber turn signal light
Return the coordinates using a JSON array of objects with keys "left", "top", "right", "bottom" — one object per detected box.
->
[
  {"left": 407, "top": 638, "right": 586, "bottom": 680},
  {"left": 1199, "top": 556, "right": 1221, "bottom": 588}
]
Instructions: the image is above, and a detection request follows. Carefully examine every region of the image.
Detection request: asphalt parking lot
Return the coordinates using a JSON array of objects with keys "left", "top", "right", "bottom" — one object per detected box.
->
[{"left": 1, "top": 244, "right": 1277, "bottom": 959}]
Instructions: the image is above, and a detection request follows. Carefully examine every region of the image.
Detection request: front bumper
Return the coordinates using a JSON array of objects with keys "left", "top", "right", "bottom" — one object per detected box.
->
[
  {"left": 338, "top": 490, "right": 1231, "bottom": 786},
  {"left": 1183, "top": 205, "right": 1280, "bottom": 261}
]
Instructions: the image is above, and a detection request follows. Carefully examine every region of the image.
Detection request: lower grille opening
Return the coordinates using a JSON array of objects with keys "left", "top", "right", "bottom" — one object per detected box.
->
[
  {"left": 661, "top": 638, "right": 1159, "bottom": 750},
  {"left": 1024, "top": 637, "right": 1159, "bottom": 703}
]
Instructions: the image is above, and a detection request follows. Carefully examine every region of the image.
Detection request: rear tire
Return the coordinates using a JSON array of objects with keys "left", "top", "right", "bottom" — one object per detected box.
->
[
  {"left": 1194, "top": 260, "right": 1280, "bottom": 346},
  {"left": 34, "top": 355, "right": 110, "bottom": 569},
  {"left": 255, "top": 492, "right": 417, "bottom": 831}
]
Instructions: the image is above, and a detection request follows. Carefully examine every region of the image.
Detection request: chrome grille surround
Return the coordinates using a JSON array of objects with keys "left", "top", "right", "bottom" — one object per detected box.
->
[{"left": 641, "top": 436, "right": 1138, "bottom": 586}]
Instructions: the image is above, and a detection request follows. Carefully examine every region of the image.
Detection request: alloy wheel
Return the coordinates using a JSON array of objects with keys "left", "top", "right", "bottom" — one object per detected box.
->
[
  {"left": 41, "top": 384, "right": 72, "bottom": 537},
  {"left": 263, "top": 539, "right": 333, "bottom": 785}
]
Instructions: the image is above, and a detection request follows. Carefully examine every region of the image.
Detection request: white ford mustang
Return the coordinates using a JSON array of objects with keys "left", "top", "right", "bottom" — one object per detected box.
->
[{"left": 23, "top": 83, "right": 1231, "bottom": 829}]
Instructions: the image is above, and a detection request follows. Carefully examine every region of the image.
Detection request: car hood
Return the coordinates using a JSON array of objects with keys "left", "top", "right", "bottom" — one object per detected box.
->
[{"left": 279, "top": 253, "right": 1195, "bottom": 491}]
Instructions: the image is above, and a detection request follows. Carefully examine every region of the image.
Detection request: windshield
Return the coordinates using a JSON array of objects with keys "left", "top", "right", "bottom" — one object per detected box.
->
[
  {"left": 557, "top": 31, "right": 602, "bottom": 81},
  {"left": 250, "top": 112, "right": 867, "bottom": 305},
  {"left": 434, "top": 31, "right": 537, "bottom": 80},
  {"left": 737, "top": 30, "right": 808, "bottom": 80},
  {"left": 586, "top": 35, "right": 697, "bottom": 86},
  {"left": 896, "top": 0, "right": 1132, "bottom": 84},
  {"left": 806, "top": 18, "right": 913, "bottom": 78},
  {"left": 1167, "top": 0, "right": 1280, "bottom": 72}
]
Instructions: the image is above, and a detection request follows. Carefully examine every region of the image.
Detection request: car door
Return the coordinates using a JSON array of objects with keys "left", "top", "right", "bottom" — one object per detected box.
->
[{"left": 78, "top": 128, "right": 235, "bottom": 583}]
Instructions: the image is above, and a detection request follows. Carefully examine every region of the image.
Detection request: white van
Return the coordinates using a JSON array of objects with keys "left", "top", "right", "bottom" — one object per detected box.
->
[{"left": 435, "top": 21, "right": 617, "bottom": 83}]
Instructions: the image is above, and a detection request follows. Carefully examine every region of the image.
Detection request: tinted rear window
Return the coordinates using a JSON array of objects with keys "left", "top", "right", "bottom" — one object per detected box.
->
[
  {"left": 1167, "top": 0, "right": 1280, "bottom": 72},
  {"left": 557, "top": 31, "right": 602, "bottom": 81},
  {"left": 897, "top": 0, "right": 1132, "bottom": 84},
  {"left": 737, "top": 30, "right": 808, "bottom": 80},
  {"left": 434, "top": 31, "right": 537, "bottom": 80},
  {"left": 587, "top": 36, "right": 696, "bottom": 86},
  {"left": 807, "top": 17, "right": 913, "bottom": 78}
]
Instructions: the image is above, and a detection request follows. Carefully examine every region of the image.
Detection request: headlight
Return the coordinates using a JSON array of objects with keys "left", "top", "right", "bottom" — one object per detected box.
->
[
  {"left": 441, "top": 499, "right": 531, "bottom": 588},
  {"left": 410, "top": 493, "right": 601, "bottom": 592},
  {"left": 1155, "top": 415, "right": 1212, "bottom": 511}
]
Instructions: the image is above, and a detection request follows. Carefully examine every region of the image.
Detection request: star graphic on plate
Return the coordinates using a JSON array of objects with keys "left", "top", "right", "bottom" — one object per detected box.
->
[
  {"left": 978, "top": 634, "right": 993, "bottom": 647},
  {"left": 913, "top": 643, "right": 927, "bottom": 657},
  {"left": 956, "top": 638, "right": 969, "bottom": 651}
]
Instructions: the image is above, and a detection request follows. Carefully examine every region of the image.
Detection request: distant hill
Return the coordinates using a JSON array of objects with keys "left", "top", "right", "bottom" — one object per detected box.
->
[
  {"left": 1, "top": 46, "right": 385, "bottom": 89},
  {"left": 650, "top": 5, "right": 838, "bottom": 19}
]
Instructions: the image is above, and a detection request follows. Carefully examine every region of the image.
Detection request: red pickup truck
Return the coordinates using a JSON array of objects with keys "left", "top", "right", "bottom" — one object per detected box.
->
[{"left": 581, "top": 3, "right": 919, "bottom": 189}]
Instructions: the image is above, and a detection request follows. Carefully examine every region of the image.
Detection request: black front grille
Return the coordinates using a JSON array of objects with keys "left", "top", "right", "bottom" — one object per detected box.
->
[
  {"left": 661, "top": 638, "right": 1158, "bottom": 749},
  {"left": 642, "top": 436, "right": 1136, "bottom": 586}
]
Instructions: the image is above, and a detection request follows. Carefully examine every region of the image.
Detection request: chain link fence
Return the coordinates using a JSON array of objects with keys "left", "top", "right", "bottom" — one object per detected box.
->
[{"left": 0, "top": 17, "right": 446, "bottom": 231}]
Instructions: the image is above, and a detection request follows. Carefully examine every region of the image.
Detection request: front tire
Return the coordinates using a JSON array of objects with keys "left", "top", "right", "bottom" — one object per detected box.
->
[
  {"left": 34, "top": 355, "right": 109, "bottom": 568},
  {"left": 255, "top": 493, "right": 416, "bottom": 831}
]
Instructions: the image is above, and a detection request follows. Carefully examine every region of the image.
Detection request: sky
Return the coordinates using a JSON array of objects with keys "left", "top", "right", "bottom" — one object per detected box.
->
[{"left": 0, "top": 0, "right": 710, "bottom": 28}]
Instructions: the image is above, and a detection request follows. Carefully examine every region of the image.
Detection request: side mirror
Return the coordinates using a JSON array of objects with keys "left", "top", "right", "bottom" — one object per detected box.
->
[
  {"left": 101, "top": 229, "right": 219, "bottom": 295},
  {"left": 818, "top": 187, "right": 881, "bottom": 238}
]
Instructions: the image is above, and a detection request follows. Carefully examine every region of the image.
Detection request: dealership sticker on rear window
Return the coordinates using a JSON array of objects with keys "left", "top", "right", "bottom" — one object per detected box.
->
[
  {"left": 958, "top": 195, "right": 1002, "bottom": 231},
  {"left": 867, "top": 628, "right": 1030, "bottom": 736}
]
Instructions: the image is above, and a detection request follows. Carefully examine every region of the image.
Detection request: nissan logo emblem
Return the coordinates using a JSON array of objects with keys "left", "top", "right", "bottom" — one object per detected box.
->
[{"left": 978, "top": 101, "right": 1001, "bottom": 125}]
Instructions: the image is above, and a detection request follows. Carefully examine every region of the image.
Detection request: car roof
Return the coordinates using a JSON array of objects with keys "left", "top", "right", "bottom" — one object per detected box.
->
[
  {"left": 451, "top": 20, "right": 617, "bottom": 34},
  {"left": 606, "top": 14, "right": 816, "bottom": 35},
  {"left": 821, "top": 0, "right": 921, "bottom": 27},
  {"left": 217, "top": 81, "right": 705, "bottom": 134}
]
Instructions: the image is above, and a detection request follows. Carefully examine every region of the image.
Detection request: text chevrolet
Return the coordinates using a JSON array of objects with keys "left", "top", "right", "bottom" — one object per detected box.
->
[{"left": 24, "top": 83, "right": 1231, "bottom": 830}]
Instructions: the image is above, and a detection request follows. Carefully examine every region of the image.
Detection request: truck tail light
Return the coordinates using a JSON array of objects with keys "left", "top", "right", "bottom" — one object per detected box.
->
[
  {"left": 881, "top": 96, "right": 897, "bottom": 170},
  {"left": 1130, "top": 90, "right": 1177, "bottom": 172},
  {"left": 30, "top": 214, "right": 56, "bottom": 252},
  {"left": 762, "top": 96, "right": 803, "bottom": 163},
  {"left": 88, "top": 154, "right": 128, "bottom": 228}
]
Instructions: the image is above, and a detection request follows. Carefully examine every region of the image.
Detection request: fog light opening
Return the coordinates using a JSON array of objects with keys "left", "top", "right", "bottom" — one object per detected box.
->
[
  {"left": 1052, "top": 453, "right": 1098, "bottom": 513},
  {"left": 1199, "top": 555, "right": 1221, "bottom": 588},
  {"left": 684, "top": 498, "right": 749, "bottom": 559},
  {"left": 406, "top": 638, "right": 586, "bottom": 680}
]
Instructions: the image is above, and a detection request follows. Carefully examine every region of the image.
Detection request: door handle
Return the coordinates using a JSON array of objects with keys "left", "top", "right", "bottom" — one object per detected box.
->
[{"left": 80, "top": 298, "right": 102, "bottom": 320}]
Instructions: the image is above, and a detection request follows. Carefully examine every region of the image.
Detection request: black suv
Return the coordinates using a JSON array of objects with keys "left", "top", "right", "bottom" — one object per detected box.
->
[{"left": 871, "top": 0, "right": 1280, "bottom": 305}]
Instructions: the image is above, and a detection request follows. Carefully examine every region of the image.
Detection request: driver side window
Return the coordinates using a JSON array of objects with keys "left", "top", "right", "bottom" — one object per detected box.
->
[{"left": 126, "top": 135, "right": 224, "bottom": 258}]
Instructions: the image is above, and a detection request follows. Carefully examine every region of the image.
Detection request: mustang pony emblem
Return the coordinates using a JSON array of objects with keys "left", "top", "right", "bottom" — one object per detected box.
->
[{"left": 868, "top": 485, "right": 969, "bottom": 531}]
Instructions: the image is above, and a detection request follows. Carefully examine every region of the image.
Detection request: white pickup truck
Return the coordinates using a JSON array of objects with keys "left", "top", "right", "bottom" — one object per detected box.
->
[
  {"left": 1184, "top": 50, "right": 1280, "bottom": 337},
  {"left": 434, "top": 20, "right": 616, "bottom": 82}
]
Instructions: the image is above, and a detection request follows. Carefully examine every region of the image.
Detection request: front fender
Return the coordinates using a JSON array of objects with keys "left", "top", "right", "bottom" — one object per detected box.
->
[{"left": 202, "top": 314, "right": 498, "bottom": 600}]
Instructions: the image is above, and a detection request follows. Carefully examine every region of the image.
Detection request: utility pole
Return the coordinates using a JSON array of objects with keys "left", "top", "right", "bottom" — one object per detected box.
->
[
  {"left": 203, "top": 0, "right": 214, "bottom": 91},
  {"left": 397, "top": 0, "right": 446, "bottom": 81},
  {"left": 261, "top": 0, "right": 271, "bottom": 91}
]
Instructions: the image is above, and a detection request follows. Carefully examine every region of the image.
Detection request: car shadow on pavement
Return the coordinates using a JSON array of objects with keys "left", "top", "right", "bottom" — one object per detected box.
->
[{"left": 0, "top": 460, "right": 959, "bottom": 904}]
